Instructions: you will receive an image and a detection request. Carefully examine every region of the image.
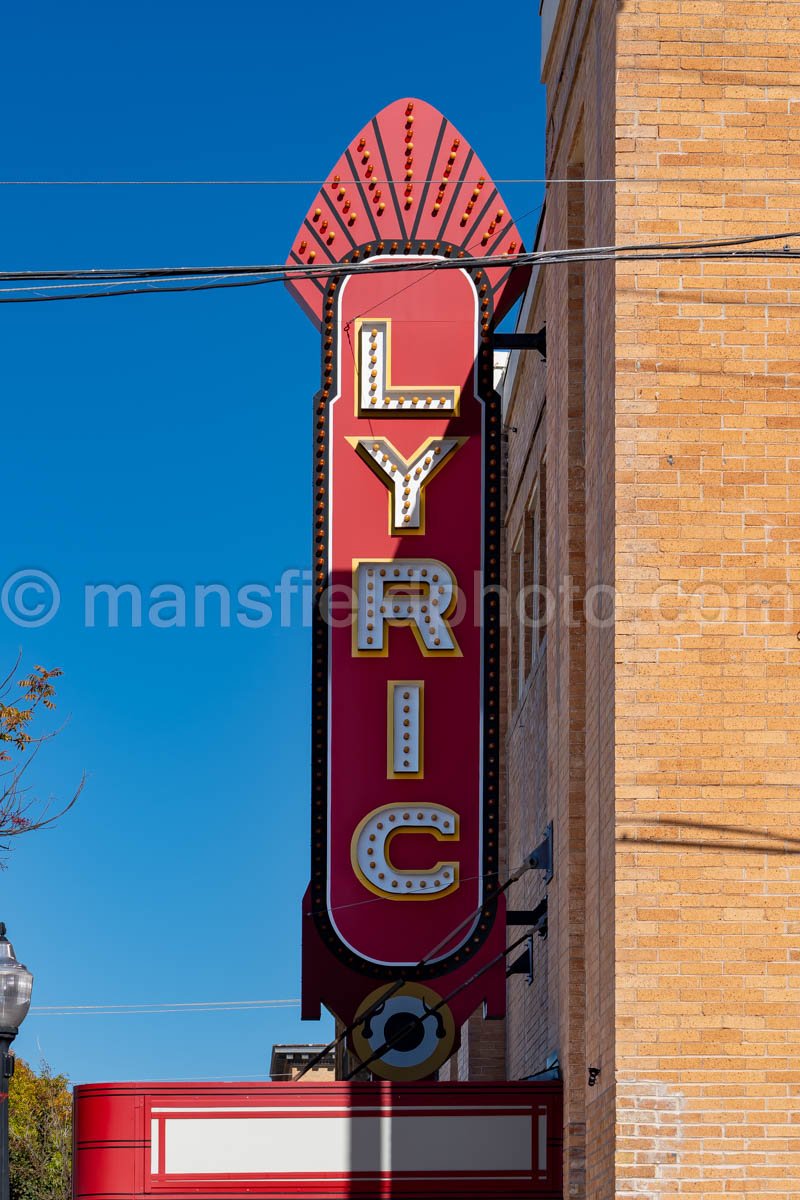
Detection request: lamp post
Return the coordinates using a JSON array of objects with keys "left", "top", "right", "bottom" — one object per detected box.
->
[{"left": 0, "top": 925, "right": 32, "bottom": 1200}]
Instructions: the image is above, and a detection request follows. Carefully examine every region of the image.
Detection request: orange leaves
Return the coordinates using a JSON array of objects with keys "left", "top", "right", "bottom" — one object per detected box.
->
[{"left": 0, "top": 665, "right": 62, "bottom": 754}]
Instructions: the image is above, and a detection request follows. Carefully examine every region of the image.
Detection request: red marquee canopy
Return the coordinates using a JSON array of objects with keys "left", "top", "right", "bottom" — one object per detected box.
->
[{"left": 74, "top": 1081, "right": 562, "bottom": 1199}]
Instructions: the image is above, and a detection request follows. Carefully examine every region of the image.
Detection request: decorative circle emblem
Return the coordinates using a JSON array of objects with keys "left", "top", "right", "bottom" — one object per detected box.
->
[{"left": 351, "top": 982, "right": 457, "bottom": 1081}]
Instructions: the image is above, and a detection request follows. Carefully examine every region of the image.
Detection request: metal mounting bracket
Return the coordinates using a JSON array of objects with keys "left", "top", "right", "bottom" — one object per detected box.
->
[
  {"left": 493, "top": 325, "right": 547, "bottom": 361},
  {"left": 506, "top": 897, "right": 548, "bottom": 939},
  {"left": 527, "top": 822, "right": 553, "bottom": 883},
  {"left": 506, "top": 936, "right": 534, "bottom": 985}
]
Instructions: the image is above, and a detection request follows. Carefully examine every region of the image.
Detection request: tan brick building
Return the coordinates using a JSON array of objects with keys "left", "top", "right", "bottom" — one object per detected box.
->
[
  {"left": 444, "top": 1, "right": 800, "bottom": 1195},
  {"left": 269, "top": 1043, "right": 335, "bottom": 1082}
]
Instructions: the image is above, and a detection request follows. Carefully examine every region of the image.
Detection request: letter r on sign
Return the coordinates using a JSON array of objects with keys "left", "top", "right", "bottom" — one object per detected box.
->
[{"left": 353, "top": 560, "right": 460, "bottom": 656}]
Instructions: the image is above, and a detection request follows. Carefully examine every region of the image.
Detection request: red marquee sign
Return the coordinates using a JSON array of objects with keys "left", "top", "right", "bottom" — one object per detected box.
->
[
  {"left": 287, "top": 99, "right": 529, "bottom": 1079},
  {"left": 73, "top": 1081, "right": 563, "bottom": 1199}
]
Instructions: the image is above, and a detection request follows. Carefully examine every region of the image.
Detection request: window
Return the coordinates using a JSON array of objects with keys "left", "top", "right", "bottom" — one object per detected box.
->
[
  {"left": 530, "top": 460, "right": 547, "bottom": 664},
  {"left": 513, "top": 529, "right": 526, "bottom": 699},
  {"left": 512, "top": 458, "right": 547, "bottom": 705}
]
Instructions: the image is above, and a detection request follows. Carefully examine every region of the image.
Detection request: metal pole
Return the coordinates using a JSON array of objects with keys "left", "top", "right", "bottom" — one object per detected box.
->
[{"left": 0, "top": 1034, "right": 14, "bottom": 1200}]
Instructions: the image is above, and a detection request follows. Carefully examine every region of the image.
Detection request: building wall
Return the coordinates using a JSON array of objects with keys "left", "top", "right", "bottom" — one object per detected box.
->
[
  {"left": 505, "top": 275, "right": 551, "bottom": 1087},
  {"left": 502, "top": 5, "right": 617, "bottom": 1199},
  {"left": 548, "top": 5, "right": 617, "bottom": 1200},
  {"left": 499, "top": 0, "right": 800, "bottom": 1196},
  {"left": 269, "top": 1045, "right": 336, "bottom": 1082},
  {"left": 614, "top": 1, "right": 800, "bottom": 1195}
]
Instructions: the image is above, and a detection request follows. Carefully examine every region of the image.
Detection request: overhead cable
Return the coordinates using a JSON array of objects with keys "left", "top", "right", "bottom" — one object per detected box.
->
[
  {"left": 1, "top": 227, "right": 796, "bottom": 282},
  {"left": 343, "top": 928, "right": 533, "bottom": 1081},
  {"left": 293, "top": 853, "right": 536, "bottom": 1082},
  {"left": 4, "top": 177, "right": 800, "bottom": 186},
  {"left": 29, "top": 998, "right": 301, "bottom": 1017},
  {"left": 1, "top": 231, "right": 798, "bottom": 305}
]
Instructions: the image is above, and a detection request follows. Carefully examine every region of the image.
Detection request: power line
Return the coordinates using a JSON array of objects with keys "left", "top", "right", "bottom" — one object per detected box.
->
[
  {"left": 0, "top": 231, "right": 798, "bottom": 305},
  {"left": 73, "top": 1072, "right": 276, "bottom": 1084},
  {"left": 33, "top": 998, "right": 300, "bottom": 1009},
  {"left": 67, "top": 1074, "right": 363, "bottom": 1088},
  {"left": 343, "top": 929, "right": 532, "bottom": 1081},
  {"left": 3, "top": 177, "right": 800, "bottom": 186},
  {"left": 29, "top": 998, "right": 301, "bottom": 1017},
  {"left": 345, "top": 200, "right": 545, "bottom": 328},
  {"left": 1, "top": 227, "right": 795, "bottom": 281},
  {"left": 294, "top": 852, "right": 537, "bottom": 1082},
  {"left": 2, "top": 178, "right": 546, "bottom": 187}
]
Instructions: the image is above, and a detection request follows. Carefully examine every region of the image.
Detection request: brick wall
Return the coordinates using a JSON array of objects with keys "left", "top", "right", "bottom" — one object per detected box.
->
[
  {"left": 505, "top": 272, "right": 552, "bottom": 1086},
  {"left": 614, "top": 1, "right": 800, "bottom": 1194},
  {"left": 504, "top": 2, "right": 618, "bottom": 1198},
  {"left": 488, "top": 3, "right": 800, "bottom": 1195}
]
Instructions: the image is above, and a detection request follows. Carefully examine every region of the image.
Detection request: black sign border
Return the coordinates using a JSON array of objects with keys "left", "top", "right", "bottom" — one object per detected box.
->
[{"left": 310, "top": 241, "right": 504, "bottom": 982}]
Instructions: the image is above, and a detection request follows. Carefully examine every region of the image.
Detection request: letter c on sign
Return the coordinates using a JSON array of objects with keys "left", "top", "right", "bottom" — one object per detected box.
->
[{"left": 351, "top": 804, "right": 459, "bottom": 900}]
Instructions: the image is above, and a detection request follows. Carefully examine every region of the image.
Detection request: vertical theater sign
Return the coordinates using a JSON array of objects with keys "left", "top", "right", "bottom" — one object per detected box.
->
[
  {"left": 287, "top": 98, "right": 529, "bottom": 1080},
  {"left": 71, "top": 101, "right": 564, "bottom": 1200}
]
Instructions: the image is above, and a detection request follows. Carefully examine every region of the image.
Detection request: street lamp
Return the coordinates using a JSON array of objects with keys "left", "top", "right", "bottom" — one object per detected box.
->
[{"left": 0, "top": 925, "right": 32, "bottom": 1200}]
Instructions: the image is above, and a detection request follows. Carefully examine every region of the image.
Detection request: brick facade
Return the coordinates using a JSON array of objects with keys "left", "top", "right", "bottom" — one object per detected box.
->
[{"left": 493, "top": 1, "right": 800, "bottom": 1196}]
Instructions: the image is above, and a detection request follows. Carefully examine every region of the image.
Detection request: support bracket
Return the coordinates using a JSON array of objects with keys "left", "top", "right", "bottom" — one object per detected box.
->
[
  {"left": 506, "top": 897, "right": 548, "bottom": 939},
  {"left": 527, "top": 822, "right": 553, "bottom": 883},
  {"left": 493, "top": 325, "right": 547, "bottom": 360},
  {"left": 506, "top": 936, "right": 533, "bottom": 985}
]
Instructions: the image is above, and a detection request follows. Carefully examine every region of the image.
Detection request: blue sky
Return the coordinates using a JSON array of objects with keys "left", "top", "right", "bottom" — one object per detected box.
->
[{"left": 2, "top": 1, "right": 545, "bottom": 1084}]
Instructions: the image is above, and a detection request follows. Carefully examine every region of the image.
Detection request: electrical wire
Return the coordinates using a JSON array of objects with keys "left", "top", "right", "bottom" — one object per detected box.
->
[
  {"left": 71, "top": 1072, "right": 276, "bottom": 1083},
  {"left": 1, "top": 227, "right": 796, "bottom": 282},
  {"left": 293, "top": 854, "right": 535, "bottom": 1082},
  {"left": 343, "top": 200, "right": 545, "bottom": 339},
  {"left": 29, "top": 998, "right": 301, "bottom": 1017},
  {"left": 32, "top": 999, "right": 300, "bottom": 1010},
  {"left": 1, "top": 249, "right": 796, "bottom": 305},
  {"left": 0, "top": 275, "right": 284, "bottom": 304},
  {"left": 343, "top": 928, "right": 533, "bottom": 1081},
  {"left": 0, "top": 231, "right": 798, "bottom": 305},
  {"left": 0, "top": 179, "right": 550, "bottom": 187},
  {"left": 4, "top": 177, "right": 800, "bottom": 186}
]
